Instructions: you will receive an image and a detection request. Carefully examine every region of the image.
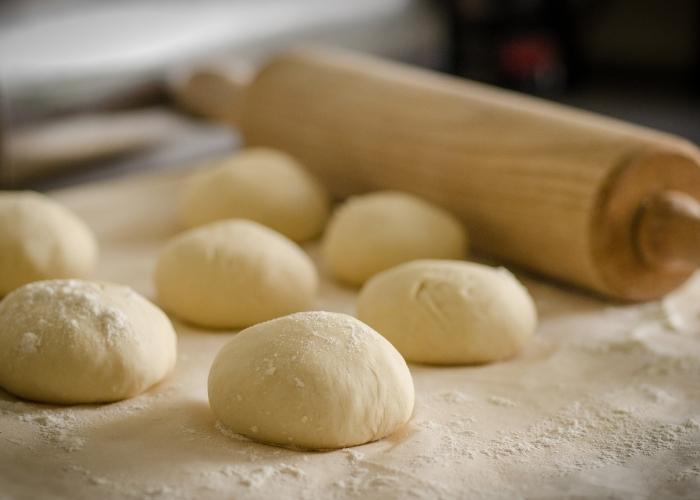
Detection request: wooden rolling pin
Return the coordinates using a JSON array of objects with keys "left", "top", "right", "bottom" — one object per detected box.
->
[{"left": 173, "top": 47, "right": 700, "bottom": 301}]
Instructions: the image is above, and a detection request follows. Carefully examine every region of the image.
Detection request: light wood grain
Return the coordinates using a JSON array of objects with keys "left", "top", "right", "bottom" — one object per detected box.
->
[{"left": 234, "top": 47, "right": 700, "bottom": 301}]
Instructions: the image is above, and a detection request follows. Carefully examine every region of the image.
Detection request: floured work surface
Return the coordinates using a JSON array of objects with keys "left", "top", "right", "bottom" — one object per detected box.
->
[{"left": 1, "top": 170, "right": 699, "bottom": 500}]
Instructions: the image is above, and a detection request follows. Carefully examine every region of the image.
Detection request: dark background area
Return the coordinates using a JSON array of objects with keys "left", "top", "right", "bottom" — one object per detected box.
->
[{"left": 447, "top": 0, "right": 700, "bottom": 142}]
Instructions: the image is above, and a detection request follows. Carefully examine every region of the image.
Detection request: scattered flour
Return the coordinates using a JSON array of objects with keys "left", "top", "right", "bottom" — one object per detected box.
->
[
  {"left": 574, "top": 330, "right": 700, "bottom": 378},
  {"left": 660, "top": 299, "right": 686, "bottom": 333},
  {"left": 99, "top": 307, "right": 130, "bottom": 346},
  {"left": 672, "top": 464, "right": 700, "bottom": 482},
  {"left": 638, "top": 384, "right": 676, "bottom": 404},
  {"left": 214, "top": 420, "right": 251, "bottom": 443},
  {"left": 19, "top": 332, "right": 40, "bottom": 353},
  {"left": 487, "top": 396, "right": 517, "bottom": 407},
  {"left": 63, "top": 464, "right": 184, "bottom": 498},
  {"left": 333, "top": 462, "right": 447, "bottom": 499},
  {"left": 211, "top": 463, "right": 305, "bottom": 488},
  {"left": 343, "top": 448, "right": 366, "bottom": 463},
  {"left": 481, "top": 399, "right": 700, "bottom": 474},
  {"left": 436, "top": 390, "right": 471, "bottom": 404},
  {"left": 0, "top": 280, "right": 136, "bottom": 352},
  {"left": 14, "top": 409, "right": 84, "bottom": 452},
  {"left": 0, "top": 383, "right": 176, "bottom": 454}
]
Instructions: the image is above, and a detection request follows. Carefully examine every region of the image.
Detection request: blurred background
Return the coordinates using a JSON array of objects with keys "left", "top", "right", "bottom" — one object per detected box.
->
[{"left": 1, "top": 0, "right": 698, "bottom": 189}]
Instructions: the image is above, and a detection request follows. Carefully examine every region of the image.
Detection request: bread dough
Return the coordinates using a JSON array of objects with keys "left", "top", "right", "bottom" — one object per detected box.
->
[
  {"left": 208, "top": 311, "right": 414, "bottom": 450},
  {"left": 0, "top": 191, "right": 98, "bottom": 296},
  {"left": 181, "top": 148, "right": 330, "bottom": 242},
  {"left": 322, "top": 191, "right": 467, "bottom": 285},
  {"left": 0, "top": 280, "right": 177, "bottom": 404},
  {"left": 155, "top": 219, "right": 318, "bottom": 329},
  {"left": 357, "top": 260, "right": 537, "bottom": 365}
]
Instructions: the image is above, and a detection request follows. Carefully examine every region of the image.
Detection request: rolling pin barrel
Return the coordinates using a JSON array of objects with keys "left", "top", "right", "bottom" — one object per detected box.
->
[{"left": 237, "top": 48, "right": 700, "bottom": 301}]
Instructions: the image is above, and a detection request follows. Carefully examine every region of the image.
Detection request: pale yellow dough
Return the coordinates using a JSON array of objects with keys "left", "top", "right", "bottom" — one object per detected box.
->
[
  {"left": 181, "top": 148, "right": 330, "bottom": 242},
  {"left": 0, "top": 191, "right": 97, "bottom": 296},
  {"left": 208, "top": 311, "right": 415, "bottom": 450},
  {"left": 357, "top": 260, "right": 537, "bottom": 365},
  {"left": 0, "top": 280, "right": 177, "bottom": 404},
  {"left": 322, "top": 191, "right": 467, "bottom": 285},
  {"left": 155, "top": 219, "right": 318, "bottom": 329}
]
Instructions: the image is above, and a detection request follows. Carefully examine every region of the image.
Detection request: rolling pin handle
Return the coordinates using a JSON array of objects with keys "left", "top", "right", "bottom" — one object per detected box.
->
[
  {"left": 637, "top": 190, "right": 700, "bottom": 271},
  {"left": 168, "top": 62, "right": 253, "bottom": 125}
]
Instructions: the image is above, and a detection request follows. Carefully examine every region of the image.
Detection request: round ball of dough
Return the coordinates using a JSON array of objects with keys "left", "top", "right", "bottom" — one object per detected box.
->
[
  {"left": 0, "top": 280, "right": 177, "bottom": 404},
  {"left": 357, "top": 260, "right": 537, "bottom": 365},
  {"left": 208, "top": 311, "right": 414, "bottom": 449},
  {"left": 155, "top": 219, "right": 318, "bottom": 329},
  {"left": 182, "top": 148, "right": 330, "bottom": 242},
  {"left": 322, "top": 191, "right": 467, "bottom": 285},
  {"left": 0, "top": 191, "right": 98, "bottom": 296}
]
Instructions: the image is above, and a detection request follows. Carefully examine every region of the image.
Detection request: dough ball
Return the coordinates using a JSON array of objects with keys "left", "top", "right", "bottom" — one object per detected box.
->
[
  {"left": 0, "top": 280, "right": 177, "bottom": 404},
  {"left": 322, "top": 191, "right": 467, "bottom": 285},
  {"left": 357, "top": 260, "right": 537, "bottom": 365},
  {"left": 155, "top": 219, "right": 318, "bottom": 329},
  {"left": 182, "top": 148, "right": 330, "bottom": 242},
  {"left": 208, "top": 311, "right": 414, "bottom": 449},
  {"left": 0, "top": 191, "right": 98, "bottom": 296}
]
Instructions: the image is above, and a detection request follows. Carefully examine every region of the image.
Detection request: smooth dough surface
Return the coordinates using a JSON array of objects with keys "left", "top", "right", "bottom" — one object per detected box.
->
[
  {"left": 182, "top": 148, "right": 330, "bottom": 242},
  {"left": 322, "top": 191, "right": 467, "bottom": 285},
  {"left": 0, "top": 280, "right": 177, "bottom": 404},
  {"left": 155, "top": 219, "right": 318, "bottom": 329},
  {"left": 208, "top": 311, "right": 414, "bottom": 450},
  {"left": 0, "top": 191, "right": 98, "bottom": 296},
  {"left": 357, "top": 260, "right": 537, "bottom": 365}
]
